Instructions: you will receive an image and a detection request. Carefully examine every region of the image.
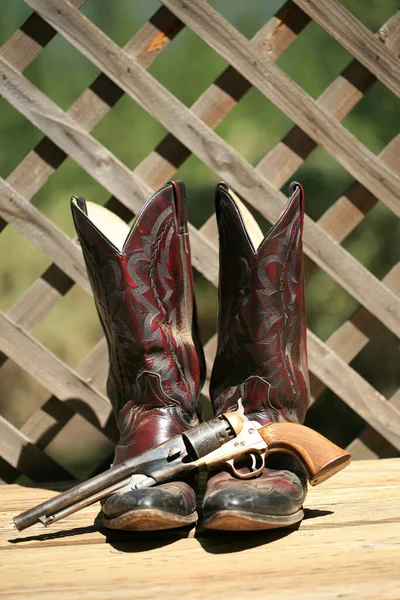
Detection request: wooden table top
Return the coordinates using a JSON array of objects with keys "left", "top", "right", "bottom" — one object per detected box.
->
[{"left": 1, "top": 458, "right": 399, "bottom": 600}]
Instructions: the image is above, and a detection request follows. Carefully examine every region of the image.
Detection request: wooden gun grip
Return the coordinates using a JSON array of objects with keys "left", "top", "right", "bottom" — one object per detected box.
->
[{"left": 259, "top": 422, "right": 351, "bottom": 486}]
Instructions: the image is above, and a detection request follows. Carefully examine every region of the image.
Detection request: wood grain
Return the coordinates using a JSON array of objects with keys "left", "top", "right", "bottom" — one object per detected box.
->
[
  {"left": 1, "top": 458, "right": 399, "bottom": 600},
  {"left": 259, "top": 422, "right": 351, "bottom": 484}
]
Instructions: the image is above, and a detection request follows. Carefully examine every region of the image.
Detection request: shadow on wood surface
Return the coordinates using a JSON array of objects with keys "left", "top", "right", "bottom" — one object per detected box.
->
[{"left": 8, "top": 506, "right": 334, "bottom": 553}]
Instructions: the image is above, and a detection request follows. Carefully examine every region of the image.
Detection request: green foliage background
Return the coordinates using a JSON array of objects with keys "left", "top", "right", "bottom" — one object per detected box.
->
[{"left": 0, "top": 0, "right": 399, "bottom": 475}]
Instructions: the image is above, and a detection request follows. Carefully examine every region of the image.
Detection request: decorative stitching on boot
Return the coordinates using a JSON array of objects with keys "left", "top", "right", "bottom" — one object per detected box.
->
[
  {"left": 279, "top": 218, "right": 299, "bottom": 410},
  {"left": 149, "top": 215, "right": 192, "bottom": 401}
]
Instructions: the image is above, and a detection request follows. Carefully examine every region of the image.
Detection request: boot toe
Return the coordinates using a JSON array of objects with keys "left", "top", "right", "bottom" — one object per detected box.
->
[
  {"left": 202, "top": 468, "right": 307, "bottom": 531},
  {"left": 101, "top": 481, "right": 198, "bottom": 531}
]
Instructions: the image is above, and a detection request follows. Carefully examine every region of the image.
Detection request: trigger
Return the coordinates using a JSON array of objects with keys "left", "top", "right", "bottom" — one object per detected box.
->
[{"left": 251, "top": 453, "right": 257, "bottom": 470}]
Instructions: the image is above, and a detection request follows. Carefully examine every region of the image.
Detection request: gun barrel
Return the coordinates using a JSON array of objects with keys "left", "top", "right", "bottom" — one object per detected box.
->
[
  {"left": 13, "top": 414, "right": 240, "bottom": 532},
  {"left": 13, "top": 453, "right": 148, "bottom": 531},
  {"left": 13, "top": 415, "right": 237, "bottom": 531}
]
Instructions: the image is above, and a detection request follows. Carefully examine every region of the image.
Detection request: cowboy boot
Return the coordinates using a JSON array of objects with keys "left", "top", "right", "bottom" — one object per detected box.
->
[
  {"left": 202, "top": 181, "right": 310, "bottom": 530},
  {"left": 71, "top": 181, "right": 205, "bottom": 530}
]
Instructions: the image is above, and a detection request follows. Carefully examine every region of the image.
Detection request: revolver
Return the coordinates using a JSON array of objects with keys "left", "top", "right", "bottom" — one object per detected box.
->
[{"left": 13, "top": 413, "right": 351, "bottom": 531}]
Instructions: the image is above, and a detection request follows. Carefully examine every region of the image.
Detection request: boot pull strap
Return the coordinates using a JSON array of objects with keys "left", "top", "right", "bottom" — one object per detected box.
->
[
  {"left": 71, "top": 195, "right": 88, "bottom": 215},
  {"left": 171, "top": 180, "right": 188, "bottom": 234},
  {"left": 289, "top": 181, "right": 305, "bottom": 218}
]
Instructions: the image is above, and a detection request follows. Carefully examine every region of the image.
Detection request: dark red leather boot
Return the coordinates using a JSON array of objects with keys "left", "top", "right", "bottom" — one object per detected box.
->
[
  {"left": 71, "top": 181, "right": 205, "bottom": 530},
  {"left": 202, "top": 182, "right": 310, "bottom": 530}
]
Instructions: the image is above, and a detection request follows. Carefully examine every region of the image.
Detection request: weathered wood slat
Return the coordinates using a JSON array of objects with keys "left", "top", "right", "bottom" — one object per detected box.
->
[
  {"left": 0, "top": 5, "right": 188, "bottom": 375},
  {"left": 0, "top": 178, "right": 90, "bottom": 293},
  {"left": 0, "top": 337, "right": 113, "bottom": 483},
  {"left": 258, "top": 12, "right": 400, "bottom": 205},
  {"left": 348, "top": 391, "right": 400, "bottom": 459},
  {"left": 4, "top": 5, "right": 184, "bottom": 203},
  {"left": 0, "top": 4, "right": 313, "bottom": 467},
  {"left": 19, "top": 339, "right": 111, "bottom": 456},
  {"left": 23, "top": 0, "right": 400, "bottom": 217},
  {"left": 1, "top": 8, "right": 398, "bottom": 454},
  {"left": 0, "top": 0, "right": 85, "bottom": 73},
  {"left": 137, "top": 3, "right": 311, "bottom": 189},
  {"left": 316, "top": 135, "right": 400, "bottom": 246},
  {"left": 0, "top": 313, "right": 111, "bottom": 428},
  {"left": 2, "top": 163, "right": 399, "bottom": 453},
  {"left": 0, "top": 0, "right": 398, "bottom": 473},
  {"left": 159, "top": 0, "right": 400, "bottom": 217},
  {"left": 0, "top": 57, "right": 149, "bottom": 214},
  {"left": 1, "top": 25, "right": 400, "bottom": 341},
  {"left": 1, "top": 1, "right": 306, "bottom": 353},
  {"left": 4, "top": 2, "right": 397, "bottom": 344},
  {"left": 0, "top": 416, "right": 73, "bottom": 481},
  {"left": 201, "top": 10, "right": 400, "bottom": 249},
  {"left": 306, "top": 331, "right": 400, "bottom": 450},
  {"left": 0, "top": 4, "right": 308, "bottom": 432},
  {"left": 310, "top": 263, "right": 400, "bottom": 402},
  {"left": 293, "top": 0, "right": 400, "bottom": 99},
  {"left": 7, "top": 272, "right": 72, "bottom": 331},
  {"left": 0, "top": 57, "right": 220, "bottom": 287}
]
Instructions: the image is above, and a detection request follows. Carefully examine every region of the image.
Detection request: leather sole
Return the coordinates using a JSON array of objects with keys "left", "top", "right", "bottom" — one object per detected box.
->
[
  {"left": 103, "top": 509, "right": 198, "bottom": 531},
  {"left": 202, "top": 508, "right": 304, "bottom": 531}
]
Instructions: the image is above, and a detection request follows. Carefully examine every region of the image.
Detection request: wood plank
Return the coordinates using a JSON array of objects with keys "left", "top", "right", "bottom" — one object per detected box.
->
[
  {"left": 1, "top": 34, "right": 400, "bottom": 340},
  {"left": 2, "top": 479, "right": 399, "bottom": 535},
  {"left": 0, "top": 312, "right": 111, "bottom": 428},
  {"left": 0, "top": 528, "right": 398, "bottom": 600},
  {"left": 159, "top": 0, "right": 400, "bottom": 217},
  {"left": 292, "top": 0, "right": 400, "bottom": 99},
  {"left": 0, "top": 459, "right": 399, "bottom": 600}
]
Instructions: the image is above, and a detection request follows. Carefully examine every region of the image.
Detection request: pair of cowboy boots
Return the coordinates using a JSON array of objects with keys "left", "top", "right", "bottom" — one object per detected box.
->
[{"left": 71, "top": 179, "right": 310, "bottom": 531}]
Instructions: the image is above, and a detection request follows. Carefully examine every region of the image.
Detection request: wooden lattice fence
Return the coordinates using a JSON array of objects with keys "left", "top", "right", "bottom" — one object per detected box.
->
[{"left": 0, "top": 0, "right": 399, "bottom": 483}]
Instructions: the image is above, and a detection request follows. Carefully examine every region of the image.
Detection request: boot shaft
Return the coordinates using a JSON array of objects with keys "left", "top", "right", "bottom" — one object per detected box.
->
[
  {"left": 210, "top": 182, "right": 310, "bottom": 425},
  {"left": 72, "top": 182, "right": 205, "bottom": 459}
]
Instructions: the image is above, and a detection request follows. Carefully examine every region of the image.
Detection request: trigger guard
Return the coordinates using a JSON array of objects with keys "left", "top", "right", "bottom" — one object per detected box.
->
[{"left": 228, "top": 452, "right": 265, "bottom": 480}]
